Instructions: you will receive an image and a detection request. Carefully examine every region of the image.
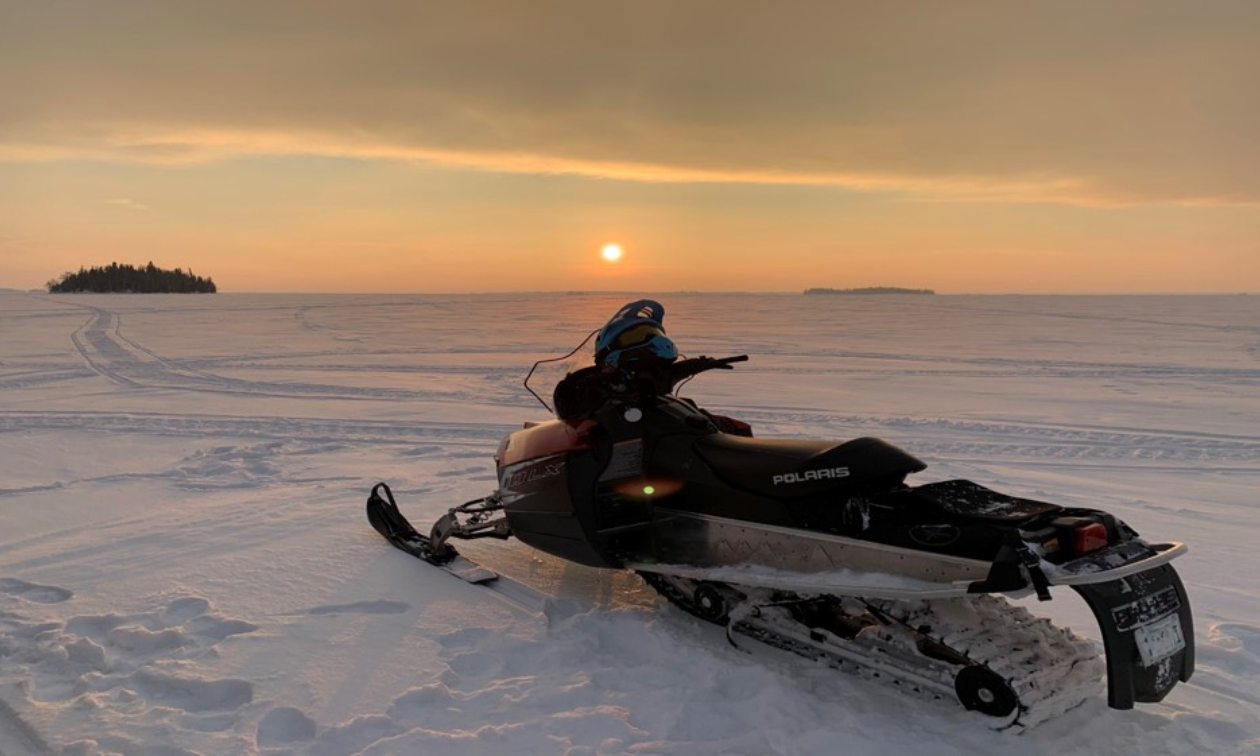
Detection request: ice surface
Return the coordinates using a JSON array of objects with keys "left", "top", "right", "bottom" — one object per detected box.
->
[{"left": 1, "top": 291, "right": 1258, "bottom": 755}]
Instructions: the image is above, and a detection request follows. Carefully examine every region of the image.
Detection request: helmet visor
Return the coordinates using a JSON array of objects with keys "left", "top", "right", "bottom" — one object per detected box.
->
[
  {"left": 605, "top": 332, "right": 678, "bottom": 368},
  {"left": 612, "top": 322, "right": 667, "bottom": 350}
]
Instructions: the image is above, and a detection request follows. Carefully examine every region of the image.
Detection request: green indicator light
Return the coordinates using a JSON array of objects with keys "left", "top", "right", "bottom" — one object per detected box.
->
[{"left": 643, "top": 485, "right": 656, "bottom": 496}]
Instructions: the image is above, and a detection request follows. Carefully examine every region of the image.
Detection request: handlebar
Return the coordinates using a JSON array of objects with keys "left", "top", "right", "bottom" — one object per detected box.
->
[
  {"left": 550, "top": 354, "right": 747, "bottom": 420},
  {"left": 669, "top": 354, "right": 748, "bottom": 385}
]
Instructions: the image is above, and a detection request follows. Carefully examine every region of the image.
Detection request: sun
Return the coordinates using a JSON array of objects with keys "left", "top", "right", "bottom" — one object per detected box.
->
[{"left": 601, "top": 244, "right": 623, "bottom": 262}]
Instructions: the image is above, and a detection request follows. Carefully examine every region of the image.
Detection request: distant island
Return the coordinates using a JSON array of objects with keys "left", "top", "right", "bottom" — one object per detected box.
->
[
  {"left": 47, "top": 262, "right": 217, "bottom": 294},
  {"left": 804, "top": 287, "right": 935, "bottom": 296}
]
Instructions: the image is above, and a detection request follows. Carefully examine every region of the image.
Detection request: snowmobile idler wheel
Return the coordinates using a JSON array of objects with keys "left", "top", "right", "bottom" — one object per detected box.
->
[
  {"left": 954, "top": 665, "right": 1019, "bottom": 719},
  {"left": 693, "top": 583, "right": 731, "bottom": 623}
]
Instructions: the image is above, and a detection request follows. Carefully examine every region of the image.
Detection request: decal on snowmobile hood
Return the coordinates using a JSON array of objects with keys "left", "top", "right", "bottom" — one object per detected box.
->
[{"left": 772, "top": 466, "right": 851, "bottom": 485}]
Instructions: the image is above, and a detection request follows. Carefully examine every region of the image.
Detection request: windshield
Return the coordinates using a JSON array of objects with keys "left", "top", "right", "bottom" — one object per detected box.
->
[{"left": 523, "top": 328, "right": 599, "bottom": 412}]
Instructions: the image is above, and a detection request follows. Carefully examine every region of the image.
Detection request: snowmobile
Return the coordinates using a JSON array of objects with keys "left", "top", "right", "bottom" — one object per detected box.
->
[{"left": 365, "top": 300, "right": 1193, "bottom": 728}]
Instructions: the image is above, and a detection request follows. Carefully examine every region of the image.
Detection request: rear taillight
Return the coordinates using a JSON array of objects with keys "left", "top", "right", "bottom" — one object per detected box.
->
[
  {"left": 1042, "top": 516, "right": 1112, "bottom": 558},
  {"left": 1072, "top": 522, "right": 1110, "bottom": 554}
]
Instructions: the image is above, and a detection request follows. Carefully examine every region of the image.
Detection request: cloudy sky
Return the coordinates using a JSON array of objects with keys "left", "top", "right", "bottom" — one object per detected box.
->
[{"left": 2, "top": 1, "right": 1257, "bottom": 292}]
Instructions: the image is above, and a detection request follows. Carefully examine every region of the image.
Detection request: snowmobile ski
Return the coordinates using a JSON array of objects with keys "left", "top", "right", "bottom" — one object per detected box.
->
[
  {"left": 366, "top": 483, "right": 553, "bottom": 609},
  {"left": 366, "top": 482, "right": 498, "bottom": 584}
]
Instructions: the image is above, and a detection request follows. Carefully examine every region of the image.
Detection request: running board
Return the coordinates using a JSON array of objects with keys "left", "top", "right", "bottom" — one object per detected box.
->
[
  {"left": 628, "top": 540, "right": 1189, "bottom": 602},
  {"left": 628, "top": 561, "right": 976, "bottom": 599}
]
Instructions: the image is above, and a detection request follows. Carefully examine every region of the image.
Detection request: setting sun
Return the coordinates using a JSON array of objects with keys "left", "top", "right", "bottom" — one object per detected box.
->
[{"left": 601, "top": 244, "right": 623, "bottom": 262}]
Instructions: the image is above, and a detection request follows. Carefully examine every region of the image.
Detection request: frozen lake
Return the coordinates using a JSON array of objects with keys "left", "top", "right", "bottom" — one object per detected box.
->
[{"left": 1, "top": 291, "right": 1258, "bottom": 755}]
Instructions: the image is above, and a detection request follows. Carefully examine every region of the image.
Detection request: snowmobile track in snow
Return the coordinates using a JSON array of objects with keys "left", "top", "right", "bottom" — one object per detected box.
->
[
  {"left": 3, "top": 407, "right": 1256, "bottom": 476},
  {"left": 67, "top": 304, "right": 428, "bottom": 401},
  {"left": 0, "top": 695, "right": 52, "bottom": 756},
  {"left": 0, "top": 411, "right": 511, "bottom": 448}
]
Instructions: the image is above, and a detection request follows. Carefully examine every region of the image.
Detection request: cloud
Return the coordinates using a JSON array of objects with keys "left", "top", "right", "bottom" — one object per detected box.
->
[
  {"left": 2, "top": 1, "right": 1257, "bottom": 206},
  {"left": 106, "top": 198, "right": 148, "bottom": 211},
  {"left": 5, "top": 125, "right": 1107, "bottom": 206}
]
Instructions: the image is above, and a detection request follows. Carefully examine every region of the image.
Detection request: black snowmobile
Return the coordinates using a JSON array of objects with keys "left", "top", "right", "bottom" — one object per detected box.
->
[{"left": 366, "top": 300, "right": 1193, "bottom": 728}]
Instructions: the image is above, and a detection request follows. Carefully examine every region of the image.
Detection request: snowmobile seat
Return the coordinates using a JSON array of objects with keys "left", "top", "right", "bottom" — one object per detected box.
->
[
  {"left": 905, "top": 480, "right": 1062, "bottom": 523},
  {"left": 695, "top": 434, "right": 926, "bottom": 499}
]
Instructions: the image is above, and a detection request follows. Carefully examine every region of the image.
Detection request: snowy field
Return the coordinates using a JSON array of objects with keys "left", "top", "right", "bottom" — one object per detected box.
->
[{"left": 1, "top": 290, "right": 1258, "bottom": 756}]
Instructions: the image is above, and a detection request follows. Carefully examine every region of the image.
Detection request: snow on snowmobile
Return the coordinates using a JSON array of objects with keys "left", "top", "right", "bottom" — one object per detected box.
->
[{"left": 366, "top": 299, "right": 1193, "bottom": 729}]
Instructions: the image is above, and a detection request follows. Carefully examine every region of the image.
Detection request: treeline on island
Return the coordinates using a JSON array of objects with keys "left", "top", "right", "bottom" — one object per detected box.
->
[
  {"left": 804, "top": 287, "right": 935, "bottom": 295},
  {"left": 47, "top": 262, "right": 217, "bottom": 294}
]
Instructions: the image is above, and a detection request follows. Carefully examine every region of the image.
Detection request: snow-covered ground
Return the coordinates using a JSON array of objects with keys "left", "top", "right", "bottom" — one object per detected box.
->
[{"left": 1, "top": 291, "right": 1257, "bottom": 756}]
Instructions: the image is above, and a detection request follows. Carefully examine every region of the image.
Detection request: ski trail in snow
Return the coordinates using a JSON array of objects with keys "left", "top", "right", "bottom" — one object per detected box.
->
[
  {"left": 0, "top": 696, "right": 50, "bottom": 756},
  {"left": 0, "top": 412, "right": 509, "bottom": 450},
  {"left": 69, "top": 307, "right": 142, "bottom": 388},
  {"left": 54, "top": 299, "right": 526, "bottom": 404},
  {"left": 306, "top": 600, "right": 411, "bottom": 615},
  {"left": 737, "top": 410, "right": 1260, "bottom": 460},
  {"left": 65, "top": 302, "right": 421, "bottom": 400},
  {"left": 3, "top": 409, "right": 1257, "bottom": 471},
  {"left": 0, "top": 579, "right": 73, "bottom": 605}
]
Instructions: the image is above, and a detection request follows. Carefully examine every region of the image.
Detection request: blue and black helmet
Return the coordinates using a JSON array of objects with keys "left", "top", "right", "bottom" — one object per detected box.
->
[{"left": 595, "top": 299, "right": 678, "bottom": 368}]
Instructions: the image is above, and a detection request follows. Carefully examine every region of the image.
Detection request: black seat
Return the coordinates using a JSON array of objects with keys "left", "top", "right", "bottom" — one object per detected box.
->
[
  {"left": 908, "top": 480, "right": 1060, "bottom": 523},
  {"left": 695, "top": 434, "right": 926, "bottom": 499}
]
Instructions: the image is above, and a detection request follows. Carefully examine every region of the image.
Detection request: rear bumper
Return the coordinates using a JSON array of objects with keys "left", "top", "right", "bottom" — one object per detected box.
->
[{"left": 1045, "top": 541, "right": 1187, "bottom": 586}]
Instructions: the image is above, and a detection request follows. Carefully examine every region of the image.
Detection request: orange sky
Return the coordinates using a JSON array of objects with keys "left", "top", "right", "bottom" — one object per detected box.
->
[{"left": 2, "top": 1, "right": 1257, "bottom": 293}]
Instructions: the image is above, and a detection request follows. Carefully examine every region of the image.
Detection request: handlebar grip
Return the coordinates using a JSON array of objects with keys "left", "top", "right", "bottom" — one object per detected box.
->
[
  {"left": 670, "top": 355, "right": 748, "bottom": 384},
  {"left": 706, "top": 355, "right": 749, "bottom": 369}
]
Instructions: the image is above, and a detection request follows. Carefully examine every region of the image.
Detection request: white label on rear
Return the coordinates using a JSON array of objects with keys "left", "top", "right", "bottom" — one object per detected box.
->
[{"left": 1134, "top": 613, "right": 1186, "bottom": 667}]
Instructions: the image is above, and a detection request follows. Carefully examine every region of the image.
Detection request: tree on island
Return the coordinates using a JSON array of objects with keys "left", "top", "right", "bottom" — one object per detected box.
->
[{"left": 47, "top": 262, "right": 217, "bottom": 293}]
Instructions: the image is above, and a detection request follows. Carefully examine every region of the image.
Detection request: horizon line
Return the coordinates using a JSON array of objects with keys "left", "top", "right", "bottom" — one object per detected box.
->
[{"left": 9, "top": 288, "right": 1257, "bottom": 297}]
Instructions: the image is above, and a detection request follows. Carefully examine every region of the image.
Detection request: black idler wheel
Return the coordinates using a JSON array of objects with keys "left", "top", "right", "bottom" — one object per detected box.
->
[
  {"left": 954, "top": 665, "right": 1020, "bottom": 719},
  {"left": 693, "top": 583, "right": 731, "bottom": 623}
]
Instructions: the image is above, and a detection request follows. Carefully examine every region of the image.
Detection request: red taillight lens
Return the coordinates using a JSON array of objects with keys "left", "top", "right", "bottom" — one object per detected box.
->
[{"left": 1073, "top": 522, "right": 1109, "bottom": 554}]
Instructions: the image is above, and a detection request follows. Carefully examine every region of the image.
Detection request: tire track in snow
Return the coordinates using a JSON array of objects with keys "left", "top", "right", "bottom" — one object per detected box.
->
[
  {"left": 760, "top": 357, "right": 1260, "bottom": 384},
  {"left": 0, "top": 366, "right": 96, "bottom": 392},
  {"left": 4, "top": 408, "right": 1258, "bottom": 467},
  {"left": 0, "top": 696, "right": 50, "bottom": 756},
  {"left": 0, "top": 411, "right": 512, "bottom": 447},
  {"left": 3, "top": 403, "right": 1257, "bottom": 488},
  {"left": 69, "top": 307, "right": 142, "bottom": 388},
  {"left": 741, "top": 410, "right": 1260, "bottom": 467},
  {"left": 63, "top": 303, "right": 491, "bottom": 402}
]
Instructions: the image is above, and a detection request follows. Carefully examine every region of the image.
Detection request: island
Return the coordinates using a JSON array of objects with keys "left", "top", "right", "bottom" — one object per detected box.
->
[
  {"left": 47, "top": 262, "right": 217, "bottom": 293},
  {"left": 804, "top": 287, "right": 934, "bottom": 296}
]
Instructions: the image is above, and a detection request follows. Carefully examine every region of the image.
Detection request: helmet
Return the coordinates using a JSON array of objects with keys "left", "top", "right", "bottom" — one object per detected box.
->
[{"left": 595, "top": 299, "right": 678, "bottom": 369}]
